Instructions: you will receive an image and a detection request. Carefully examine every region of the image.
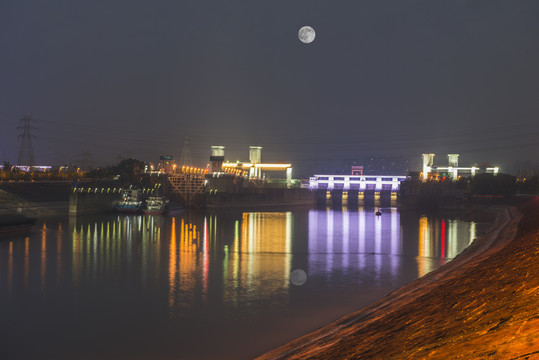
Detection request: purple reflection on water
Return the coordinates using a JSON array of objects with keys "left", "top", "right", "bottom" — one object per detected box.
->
[{"left": 0, "top": 208, "right": 483, "bottom": 360}]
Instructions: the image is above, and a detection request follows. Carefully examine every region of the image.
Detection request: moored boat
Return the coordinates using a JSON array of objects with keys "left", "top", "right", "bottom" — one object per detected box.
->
[
  {"left": 115, "top": 189, "right": 143, "bottom": 213},
  {"left": 143, "top": 195, "right": 167, "bottom": 215}
]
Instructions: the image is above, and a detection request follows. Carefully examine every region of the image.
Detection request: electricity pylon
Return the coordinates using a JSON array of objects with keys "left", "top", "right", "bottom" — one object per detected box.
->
[
  {"left": 17, "top": 116, "right": 36, "bottom": 168},
  {"left": 179, "top": 136, "right": 192, "bottom": 167}
]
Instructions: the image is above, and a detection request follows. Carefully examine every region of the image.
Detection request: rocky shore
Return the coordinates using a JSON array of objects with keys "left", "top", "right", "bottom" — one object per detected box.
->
[{"left": 257, "top": 198, "right": 539, "bottom": 359}]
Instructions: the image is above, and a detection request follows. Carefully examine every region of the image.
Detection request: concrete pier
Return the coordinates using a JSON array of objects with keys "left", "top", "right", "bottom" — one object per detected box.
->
[{"left": 69, "top": 191, "right": 121, "bottom": 216}]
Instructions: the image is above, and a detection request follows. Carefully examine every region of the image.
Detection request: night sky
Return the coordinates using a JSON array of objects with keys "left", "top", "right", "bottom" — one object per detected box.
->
[{"left": 1, "top": 1, "right": 539, "bottom": 176}]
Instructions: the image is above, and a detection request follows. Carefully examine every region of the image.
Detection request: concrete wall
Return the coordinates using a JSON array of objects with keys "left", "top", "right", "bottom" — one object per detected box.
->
[
  {"left": 69, "top": 192, "right": 122, "bottom": 216},
  {"left": 316, "top": 189, "right": 397, "bottom": 208}
]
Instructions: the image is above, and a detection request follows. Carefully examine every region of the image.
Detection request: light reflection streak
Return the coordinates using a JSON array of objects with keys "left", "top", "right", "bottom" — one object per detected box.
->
[
  {"left": 24, "top": 236, "right": 29, "bottom": 290},
  {"left": 309, "top": 208, "right": 407, "bottom": 278},
  {"left": 238, "top": 212, "right": 292, "bottom": 299},
  {"left": 247, "top": 213, "right": 254, "bottom": 287},
  {"left": 416, "top": 216, "right": 478, "bottom": 276},
  {"left": 326, "top": 209, "right": 333, "bottom": 273},
  {"left": 441, "top": 219, "right": 446, "bottom": 258},
  {"left": 390, "top": 208, "right": 400, "bottom": 276},
  {"left": 390, "top": 208, "right": 399, "bottom": 255},
  {"left": 202, "top": 217, "right": 209, "bottom": 300},
  {"left": 285, "top": 212, "right": 292, "bottom": 287},
  {"left": 3, "top": 211, "right": 479, "bottom": 320},
  {"left": 155, "top": 220, "right": 161, "bottom": 285},
  {"left": 41, "top": 223, "right": 47, "bottom": 292},
  {"left": 374, "top": 214, "right": 382, "bottom": 281},
  {"left": 72, "top": 223, "right": 79, "bottom": 287},
  {"left": 57, "top": 223, "right": 62, "bottom": 286},
  {"left": 93, "top": 223, "right": 98, "bottom": 285},
  {"left": 418, "top": 216, "right": 430, "bottom": 257},
  {"left": 342, "top": 209, "right": 349, "bottom": 269},
  {"left": 8, "top": 242, "right": 13, "bottom": 293},
  {"left": 233, "top": 220, "right": 239, "bottom": 307},
  {"left": 375, "top": 212, "right": 382, "bottom": 254},
  {"left": 223, "top": 244, "right": 229, "bottom": 290},
  {"left": 449, "top": 219, "right": 458, "bottom": 259},
  {"left": 359, "top": 209, "right": 366, "bottom": 254},
  {"left": 308, "top": 211, "right": 317, "bottom": 255},
  {"left": 168, "top": 218, "right": 177, "bottom": 311},
  {"left": 418, "top": 216, "right": 430, "bottom": 277},
  {"left": 125, "top": 217, "right": 132, "bottom": 271},
  {"left": 469, "top": 222, "right": 476, "bottom": 246}
]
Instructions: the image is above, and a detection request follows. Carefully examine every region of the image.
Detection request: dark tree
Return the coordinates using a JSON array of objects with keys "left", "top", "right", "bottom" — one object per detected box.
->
[
  {"left": 114, "top": 158, "right": 145, "bottom": 183},
  {"left": 470, "top": 173, "right": 517, "bottom": 195}
]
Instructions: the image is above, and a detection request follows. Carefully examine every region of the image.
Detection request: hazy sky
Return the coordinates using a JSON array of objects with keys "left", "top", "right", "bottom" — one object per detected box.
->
[{"left": 1, "top": 1, "right": 539, "bottom": 176}]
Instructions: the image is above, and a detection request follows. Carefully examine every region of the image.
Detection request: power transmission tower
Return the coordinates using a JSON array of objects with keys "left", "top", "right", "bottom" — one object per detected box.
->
[
  {"left": 179, "top": 136, "right": 192, "bottom": 167},
  {"left": 17, "top": 116, "right": 36, "bottom": 168}
]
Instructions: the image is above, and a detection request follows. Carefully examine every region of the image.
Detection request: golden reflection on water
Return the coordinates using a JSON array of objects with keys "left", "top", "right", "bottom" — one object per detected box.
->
[
  {"left": 239, "top": 212, "right": 292, "bottom": 293},
  {"left": 2, "top": 210, "right": 478, "bottom": 311},
  {"left": 8, "top": 241, "right": 13, "bottom": 293},
  {"left": 167, "top": 212, "right": 293, "bottom": 315},
  {"left": 418, "top": 216, "right": 477, "bottom": 277},
  {"left": 57, "top": 223, "right": 62, "bottom": 286},
  {"left": 41, "top": 223, "right": 46, "bottom": 292},
  {"left": 418, "top": 216, "right": 432, "bottom": 277},
  {"left": 24, "top": 236, "right": 29, "bottom": 290},
  {"left": 68, "top": 216, "right": 164, "bottom": 290},
  {"left": 168, "top": 217, "right": 177, "bottom": 311},
  {"left": 168, "top": 216, "right": 204, "bottom": 313}
]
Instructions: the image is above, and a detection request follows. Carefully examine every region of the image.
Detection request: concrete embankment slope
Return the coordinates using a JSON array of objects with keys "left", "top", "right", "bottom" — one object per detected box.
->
[
  {"left": 257, "top": 198, "right": 539, "bottom": 360},
  {"left": 0, "top": 182, "right": 71, "bottom": 216}
]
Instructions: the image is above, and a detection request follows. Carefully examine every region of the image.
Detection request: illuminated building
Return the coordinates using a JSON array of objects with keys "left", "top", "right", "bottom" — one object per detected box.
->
[
  {"left": 351, "top": 166, "right": 364, "bottom": 175},
  {"left": 6, "top": 165, "right": 53, "bottom": 172},
  {"left": 209, "top": 145, "right": 293, "bottom": 188},
  {"left": 158, "top": 155, "right": 177, "bottom": 174},
  {"left": 309, "top": 175, "right": 406, "bottom": 191},
  {"left": 421, "top": 153, "right": 499, "bottom": 181}
]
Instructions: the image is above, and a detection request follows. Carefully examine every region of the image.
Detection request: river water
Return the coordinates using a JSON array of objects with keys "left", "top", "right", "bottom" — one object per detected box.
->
[{"left": 0, "top": 207, "right": 487, "bottom": 360}]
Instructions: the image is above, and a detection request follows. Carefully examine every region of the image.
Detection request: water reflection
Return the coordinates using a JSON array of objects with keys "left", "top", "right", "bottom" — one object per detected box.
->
[
  {"left": 308, "top": 208, "right": 478, "bottom": 279},
  {"left": 418, "top": 215, "right": 477, "bottom": 259},
  {"left": 0, "top": 208, "right": 484, "bottom": 359},
  {"left": 308, "top": 208, "right": 402, "bottom": 280},
  {"left": 1, "top": 210, "right": 479, "bottom": 303},
  {"left": 68, "top": 215, "right": 165, "bottom": 291}
]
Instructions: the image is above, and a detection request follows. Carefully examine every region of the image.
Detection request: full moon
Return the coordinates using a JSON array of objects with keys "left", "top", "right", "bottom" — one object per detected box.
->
[{"left": 298, "top": 26, "right": 315, "bottom": 44}]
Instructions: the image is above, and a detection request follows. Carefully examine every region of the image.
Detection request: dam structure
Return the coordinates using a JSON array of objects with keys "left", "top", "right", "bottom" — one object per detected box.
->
[
  {"left": 309, "top": 174, "right": 408, "bottom": 207},
  {"left": 205, "top": 145, "right": 313, "bottom": 208}
]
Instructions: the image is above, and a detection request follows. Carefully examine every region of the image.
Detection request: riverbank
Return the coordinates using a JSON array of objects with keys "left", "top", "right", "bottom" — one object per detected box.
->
[
  {"left": 0, "top": 189, "right": 68, "bottom": 216},
  {"left": 257, "top": 197, "right": 539, "bottom": 359}
]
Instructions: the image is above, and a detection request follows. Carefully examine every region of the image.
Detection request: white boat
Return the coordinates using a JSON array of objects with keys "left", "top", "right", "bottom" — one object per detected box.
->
[{"left": 144, "top": 195, "right": 167, "bottom": 215}]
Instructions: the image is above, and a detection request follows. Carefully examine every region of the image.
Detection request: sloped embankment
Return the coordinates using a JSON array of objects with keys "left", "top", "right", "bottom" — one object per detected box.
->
[{"left": 258, "top": 199, "right": 539, "bottom": 359}]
